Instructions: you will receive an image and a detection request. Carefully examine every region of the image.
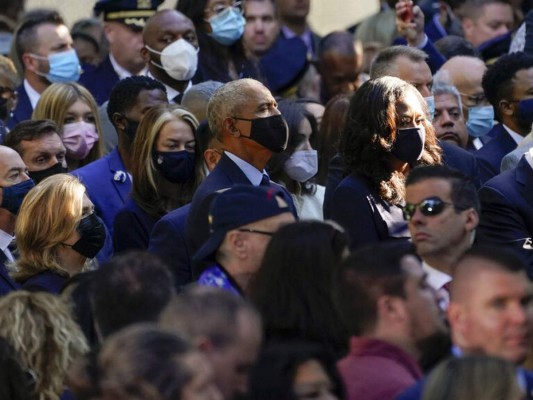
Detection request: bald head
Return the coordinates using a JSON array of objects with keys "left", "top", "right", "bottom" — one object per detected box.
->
[{"left": 143, "top": 9, "right": 194, "bottom": 42}]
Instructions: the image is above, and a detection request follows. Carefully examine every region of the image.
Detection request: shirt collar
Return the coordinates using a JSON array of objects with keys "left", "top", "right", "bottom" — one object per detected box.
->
[
  {"left": 422, "top": 261, "right": 452, "bottom": 291},
  {"left": 23, "top": 79, "right": 41, "bottom": 110},
  {"left": 525, "top": 147, "right": 533, "bottom": 171},
  {"left": 146, "top": 70, "right": 192, "bottom": 103},
  {"left": 503, "top": 124, "right": 525, "bottom": 145},
  {"left": 109, "top": 53, "right": 147, "bottom": 80},
  {"left": 0, "top": 229, "right": 14, "bottom": 253},
  {"left": 225, "top": 151, "right": 267, "bottom": 186}
]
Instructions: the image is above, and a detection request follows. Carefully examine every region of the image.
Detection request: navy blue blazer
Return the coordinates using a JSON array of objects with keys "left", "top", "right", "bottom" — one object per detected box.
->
[
  {"left": 113, "top": 198, "right": 159, "bottom": 253},
  {"left": 324, "top": 141, "right": 481, "bottom": 219},
  {"left": 0, "top": 252, "right": 19, "bottom": 296},
  {"left": 477, "top": 156, "right": 533, "bottom": 278},
  {"left": 328, "top": 172, "right": 410, "bottom": 250},
  {"left": 148, "top": 203, "right": 191, "bottom": 290},
  {"left": 72, "top": 147, "right": 131, "bottom": 237},
  {"left": 21, "top": 270, "right": 68, "bottom": 294},
  {"left": 79, "top": 56, "right": 119, "bottom": 105},
  {"left": 7, "top": 84, "right": 33, "bottom": 129},
  {"left": 474, "top": 124, "right": 518, "bottom": 183},
  {"left": 396, "top": 367, "right": 533, "bottom": 400},
  {"left": 185, "top": 153, "right": 296, "bottom": 277}
]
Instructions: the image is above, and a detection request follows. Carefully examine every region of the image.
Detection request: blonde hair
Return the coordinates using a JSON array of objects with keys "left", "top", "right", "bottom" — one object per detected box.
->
[
  {"left": 131, "top": 104, "right": 202, "bottom": 217},
  {"left": 0, "top": 55, "right": 18, "bottom": 87},
  {"left": 0, "top": 291, "right": 88, "bottom": 400},
  {"left": 32, "top": 82, "right": 104, "bottom": 166},
  {"left": 12, "top": 174, "right": 86, "bottom": 281}
]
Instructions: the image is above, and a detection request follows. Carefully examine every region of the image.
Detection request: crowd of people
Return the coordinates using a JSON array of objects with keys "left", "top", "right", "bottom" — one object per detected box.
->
[{"left": 0, "top": 0, "right": 532, "bottom": 398}]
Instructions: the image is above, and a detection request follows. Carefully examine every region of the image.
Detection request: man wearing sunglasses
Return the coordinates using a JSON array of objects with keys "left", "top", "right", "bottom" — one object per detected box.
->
[{"left": 404, "top": 166, "right": 480, "bottom": 308}]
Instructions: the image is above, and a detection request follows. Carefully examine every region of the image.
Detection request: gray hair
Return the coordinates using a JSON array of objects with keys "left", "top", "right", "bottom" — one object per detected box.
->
[{"left": 432, "top": 81, "right": 464, "bottom": 117}]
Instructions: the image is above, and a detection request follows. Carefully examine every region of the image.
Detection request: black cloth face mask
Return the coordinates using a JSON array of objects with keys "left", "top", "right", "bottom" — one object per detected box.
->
[{"left": 234, "top": 114, "right": 289, "bottom": 153}]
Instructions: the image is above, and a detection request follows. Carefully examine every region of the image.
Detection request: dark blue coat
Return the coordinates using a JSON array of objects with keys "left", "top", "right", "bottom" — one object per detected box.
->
[
  {"left": 474, "top": 124, "right": 518, "bottom": 183},
  {"left": 7, "top": 84, "right": 33, "bottom": 129},
  {"left": 113, "top": 198, "right": 159, "bottom": 253},
  {"left": 72, "top": 148, "right": 131, "bottom": 237},
  {"left": 79, "top": 56, "right": 119, "bottom": 105},
  {"left": 148, "top": 203, "right": 191, "bottom": 290},
  {"left": 477, "top": 156, "right": 533, "bottom": 278},
  {"left": 0, "top": 252, "right": 19, "bottom": 296},
  {"left": 21, "top": 270, "right": 68, "bottom": 294}
]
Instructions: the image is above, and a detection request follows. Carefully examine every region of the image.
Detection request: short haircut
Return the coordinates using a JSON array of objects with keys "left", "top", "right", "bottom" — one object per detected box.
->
[
  {"left": 107, "top": 75, "right": 167, "bottom": 121},
  {"left": 90, "top": 251, "right": 175, "bottom": 339},
  {"left": 4, "top": 119, "right": 59, "bottom": 156},
  {"left": 159, "top": 285, "right": 259, "bottom": 348},
  {"left": 15, "top": 9, "right": 65, "bottom": 68},
  {"left": 333, "top": 241, "right": 417, "bottom": 335},
  {"left": 432, "top": 81, "right": 464, "bottom": 116},
  {"left": 482, "top": 52, "right": 533, "bottom": 119},
  {"left": 458, "top": 0, "right": 512, "bottom": 21},
  {"left": 207, "top": 78, "right": 265, "bottom": 140},
  {"left": 370, "top": 45, "right": 428, "bottom": 79},
  {"left": 406, "top": 165, "right": 480, "bottom": 213},
  {"left": 454, "top": 245, "right": 526, "bottom": 275},
  {"left": 434, "top": 35, "right": 479, "bottom": 59},
  {"left": 317, "top": 31, "right": 356, "bottom": 59},
  {"left": 182, "top": 80, "right": 224, "bottom": 106}
]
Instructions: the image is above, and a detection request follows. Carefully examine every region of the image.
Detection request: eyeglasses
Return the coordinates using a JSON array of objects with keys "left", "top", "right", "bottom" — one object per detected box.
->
[
  {"left": 403, "top": 197, "right": 453, "bottom": 221},
  {"left": 237, "top": 228, "right": 274, "bottom": 237},
  {"left": 459, "top": 92, "right": 487, "bottom": 107},
  {"left": 204, "top": 1, "right": 242, "bottom": 16}
]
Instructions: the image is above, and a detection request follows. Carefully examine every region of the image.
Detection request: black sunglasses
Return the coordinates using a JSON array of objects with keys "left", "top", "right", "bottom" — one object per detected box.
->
[{"left": 403, "top": 197, "right": 453, "bottom": 221}]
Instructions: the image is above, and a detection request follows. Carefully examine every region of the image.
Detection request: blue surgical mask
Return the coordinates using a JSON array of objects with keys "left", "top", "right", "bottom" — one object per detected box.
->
[
  {"left": 31, "top": 49, "right": 81, "bottom": 83},
  {"left": 425, "top": 96, "right": 435, "bottom": 122},
  {"left": 207, "top": 6, "right": 245, "bottom": 46},
  {"left": 466, "top": 105, "right": 494, "bottom": 138},
  {"left": 0, "top": 179, "right": 35, "bottom": 215},
  {"left": 153, "top": 150, "right": 196, "bottom": 183}
]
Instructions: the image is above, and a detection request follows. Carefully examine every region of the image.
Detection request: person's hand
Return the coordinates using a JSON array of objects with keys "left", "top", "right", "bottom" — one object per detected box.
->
[{"left": 396, "top": 0, "right": 426, "bottom": 47}]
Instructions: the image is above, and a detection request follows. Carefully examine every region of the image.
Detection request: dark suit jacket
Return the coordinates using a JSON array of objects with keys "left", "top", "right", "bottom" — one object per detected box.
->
[
  {"left": 7, "top": 84, "right": 33, "bottom": 129},
  {"left": 324, "top": 141, "right": 481, "bottom": 219},
  {"left": 148, "top": 203, "right": 191, "bottom": 290},
  {"left": 21, "top": 270, "right": 68, "bottom": 294},
  {"left": 79, "top": 56, "right": 119, "bottom": 105},
  {"left": 185, "top": 153, "right": 296, "bottom": 277},
  {"left": 474, "top": 124, "right": 518, "bottom": 183},
  {"left": 328, "top": 172, "right": 410, "bottom": 250},
  {"left": 113, "top": 198, "right": 159, "bottom": 254},
  {"left": 72, "top": 148, "right": 131, "bottom": 237},
  {"left": 0, "top": 251, "right": 19, "bottom": 296},
  {"left": 477, "top": 156, "right": 533, "bottom": 277}
]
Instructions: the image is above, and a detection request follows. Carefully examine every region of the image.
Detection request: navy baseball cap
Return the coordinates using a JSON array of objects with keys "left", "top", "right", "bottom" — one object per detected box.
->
[
  {"left": 94, "top": 0, "right": 163, "bottom": 29},
  {"left": 193, "top": 185, "right": 292, "bottom": 263}
]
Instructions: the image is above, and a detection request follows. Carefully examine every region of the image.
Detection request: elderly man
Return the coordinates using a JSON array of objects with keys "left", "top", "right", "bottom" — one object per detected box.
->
[
  {"left": 405, "top": 166, "right": 479, "bottom": 308},
  {"left": 0, "top": 145, "right": 34, "bottom": 294},
  {"left": 141, "top": 9, "right": 198, "bottom": 104},
  {"left": 184, "top": 78, "right": 296, "bottom": 278},
  {"left": 8, "top": 9, "right": 80, "bottom": 128},
  {"left": 3, "top": 119, "right": 67, "bottom": 183},
  {"left": 193, "top": 185, "right": 295, "bottom": 295}
]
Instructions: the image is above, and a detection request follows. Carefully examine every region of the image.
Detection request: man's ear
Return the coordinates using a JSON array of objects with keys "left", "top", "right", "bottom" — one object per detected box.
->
[
  {"left": 140, "top": 46, "right": 150, "bottom": 63},
  {"left": 461, "top": 18, "right": 474, "bottom": 41},
  {"left": 464, "top": 208, "right": 479, "bottom": 232},
  {"left": 499, "top": 99, "right": 515, "bottom": 117},
  {"left": 376, "top": 295, "right": 407, "bottom": 325},
  {"left": 204, "top": 149, "right": 222, "bottom": 171},
  {"left": 226, "top": 230, "right": 247, "bottom": 259},
  {"left": 112, "top": 112, "right": 126, "bottom": 131},
  {"left": 21, "top": 53, "right": 39, "bottom": 73},
  {"left": 223, "top": 117, "right": 240, "bottom": 137},
  {"left": 196, "top": 336, "right": 214, "bottom": 353}
]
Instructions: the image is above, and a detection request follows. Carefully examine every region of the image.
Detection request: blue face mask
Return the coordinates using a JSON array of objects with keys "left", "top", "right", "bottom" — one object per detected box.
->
[
  {"left": 32, "top": 49, "right": 81, "bottom": 83},
  {"left": 208, "top": 6, "right": 245, "bottom": 46},
  {"left": 0, "top": 179, "right": 35, "bottom": 215},
  {"left": 424, "top": 96, "right": 435, "bottom": 122},
  {"left": 516, "top": 98, "right": 533, "bottom": 133},
  {"left": 466, "top": 105, "right": 494, "bottom": 138},
  {"left": 153, "top": 150, "right": 196, "bottom": 183}
]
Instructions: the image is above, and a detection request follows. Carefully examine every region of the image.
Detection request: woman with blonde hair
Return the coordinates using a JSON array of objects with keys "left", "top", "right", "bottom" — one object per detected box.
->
[
  {"left": 113, "top": 104, "right": 203, "bottom": 252},
  {"left": 11, "top": 174, "right": 106, "bottom": 293},
  {"left": 32, "top": 82, "right": 104, "bottom": 170},
  {"left": 0, "top": 291, "right": 88, "bottom": 400}
]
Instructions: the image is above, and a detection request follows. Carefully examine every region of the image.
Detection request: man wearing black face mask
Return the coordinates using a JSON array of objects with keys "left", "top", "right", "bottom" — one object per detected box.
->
[
  {"left": 0, "top": 145, "right": 34, "bottom": 295},
  {"left": 72, "top": 76, "right": 167, "bottom": 237},
  {"left": 4, "top": 120, "right": 67, "bottom": 184},
  {"left": 184, "top": 78, "right": 297, "bottom": 279}
]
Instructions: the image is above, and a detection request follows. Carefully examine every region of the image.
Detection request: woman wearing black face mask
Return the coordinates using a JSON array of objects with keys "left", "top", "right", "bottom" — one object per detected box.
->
[
  {"left": 327, "top": 77, "right": 442, "bottom": 251},
  {"left": 113, "top": 104, "right": 203, "bottom": 253},
  {"left": 9, "top": 174, "right": 106, "bottom": 294}
]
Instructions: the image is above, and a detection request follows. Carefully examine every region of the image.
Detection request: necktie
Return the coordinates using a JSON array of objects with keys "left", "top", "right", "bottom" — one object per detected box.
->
[
  {"left": 260, "top": 174, "right": 270, "bottom": 187},
  {"left": 172, "top": 93, "right": 183, "bottom": 104}
]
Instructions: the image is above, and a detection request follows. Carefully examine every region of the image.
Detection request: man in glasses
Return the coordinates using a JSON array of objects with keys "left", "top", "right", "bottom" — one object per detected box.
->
[
  {"left": 404, "top": 165, "right": 480, "bottom": 308},
  {"left": 193, "top": 185, "right": 295, "bottom": 296}
]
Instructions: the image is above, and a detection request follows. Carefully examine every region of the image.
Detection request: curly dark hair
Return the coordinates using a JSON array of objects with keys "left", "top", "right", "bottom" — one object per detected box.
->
[
  {"left": 482, "top": 52, "right": 533, "bottom": 121},
  {"left": 339, "top": 76, "right": 442, "bottom": 204}
]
